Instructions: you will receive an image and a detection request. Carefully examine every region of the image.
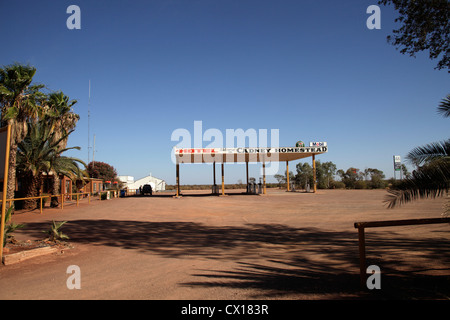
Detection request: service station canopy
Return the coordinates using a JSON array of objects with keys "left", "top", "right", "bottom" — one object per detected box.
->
[{"left": 174, "top": 146, "right": 329, "bottom": 164}]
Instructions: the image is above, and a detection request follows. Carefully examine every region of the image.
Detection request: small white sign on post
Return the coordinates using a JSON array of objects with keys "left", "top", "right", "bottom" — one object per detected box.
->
[{"left": 393, "top": 155, "right": 401, "bottom": 171}]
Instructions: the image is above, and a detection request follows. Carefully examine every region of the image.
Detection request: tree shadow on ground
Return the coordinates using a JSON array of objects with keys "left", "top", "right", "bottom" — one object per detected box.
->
[
  {"left": 19, "top": 219, "right": 450, "bottom": 299},
  {"left": 184, "top": 260, "right": 450, "bottom": 300},
  {"left": 19, "top": 220, "right": 359, "bottom": 261}
]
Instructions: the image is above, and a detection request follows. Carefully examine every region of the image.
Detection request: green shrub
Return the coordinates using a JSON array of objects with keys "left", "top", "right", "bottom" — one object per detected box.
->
[
  {"left": 2, "top": 206, "right": 26, "bottom": 247},
  {"left": 354, "top": 180, "right": 367, "bottom": 189},
  {"left": 330, "top": 181, "right": 346, "bottom": 189},
  {"left": 43, "top": 220, "right": 69, "bottom": 242}
]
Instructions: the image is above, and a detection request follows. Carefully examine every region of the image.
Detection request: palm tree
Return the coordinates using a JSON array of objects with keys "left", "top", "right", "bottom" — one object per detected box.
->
[
  {"left": 43, "top": 91, "right": 79, "bottom": 149},
  {"left": 16, "top": 121, "right": 86, "bottom": 210},
  {"left": 385, "top": 94, "right": 450, "bottom": 209},
  {"left": 42, "top": 91, "right": 80, "bottom": 206},
  {"left": 0, "top": 63, "right": 44, "bottom": 204}
]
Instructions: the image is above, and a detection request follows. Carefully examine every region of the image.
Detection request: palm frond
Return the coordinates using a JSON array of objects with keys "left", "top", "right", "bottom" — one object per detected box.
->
[
  {"left": 437, "top": 94, "right": 450, "bottom": 118},
  {"left": 406, "top": 139, "right": 450, "bottom": 166},
  {"left": 385, "top": 159, "right": 450, "bottom": 208},
  {"left": 53, "top": 155, "right": 86, "bottom": 180},
  {"left": 17, "top": 121, "right": 86, "bottom": 183}
]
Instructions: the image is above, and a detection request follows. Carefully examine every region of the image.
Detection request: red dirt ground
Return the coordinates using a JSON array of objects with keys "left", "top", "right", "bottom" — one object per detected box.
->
[{"left": 0, "top": 189, "right": 449, "bottom": 300}]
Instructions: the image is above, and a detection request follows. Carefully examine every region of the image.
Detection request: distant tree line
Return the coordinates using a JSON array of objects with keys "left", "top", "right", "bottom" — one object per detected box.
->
[
  {"left": 275, "top": 161, "right": 408, "bottom": 190},
  {"left": 167, "top": 160, "right": 404, "bottom": 191}
]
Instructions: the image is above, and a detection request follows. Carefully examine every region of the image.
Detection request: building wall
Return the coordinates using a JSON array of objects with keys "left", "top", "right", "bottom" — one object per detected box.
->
[
  {"left": 119, "top": 175, "right": 166, "bottom": 191},
  {"left": 60, "top": 176, "right": 103, "bottom": 196}
]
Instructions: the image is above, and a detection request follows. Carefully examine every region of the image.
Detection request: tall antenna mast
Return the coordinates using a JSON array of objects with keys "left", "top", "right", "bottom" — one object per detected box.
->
[
  {"left": 88, "top": 80, "right": 91, "bottom": 164},
  {"left": 92, "top": 134, "right": 96, "bottom": 170}
]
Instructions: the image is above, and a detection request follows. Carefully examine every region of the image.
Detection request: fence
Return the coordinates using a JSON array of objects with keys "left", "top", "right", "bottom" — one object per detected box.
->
[
  {"left": 0, "top": 190, "right": 120, "bottom": 213},
  {"left": 354, "top": 217, "right": 450, "bottom": 288}
]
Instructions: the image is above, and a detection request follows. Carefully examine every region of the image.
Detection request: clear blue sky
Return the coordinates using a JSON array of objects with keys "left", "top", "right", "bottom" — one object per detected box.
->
[{"left": 1, "top": 0, "right": 449, "bottom": 185}]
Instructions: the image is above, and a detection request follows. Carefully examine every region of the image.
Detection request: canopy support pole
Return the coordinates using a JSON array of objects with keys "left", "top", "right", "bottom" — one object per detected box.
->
[
  {"left": 176, "top": 163, "right": 180, "bottom": 197},
  {"left": 221, "top": 162, "right": 225, "bottom": 196},
  {"left": 213, "top": 161, "right": 216, "bottom": 194},
  {"left": 263, "top": 161, "right": 266, "bottom": 195},
  {"left": 312, "top": 154, "right": 317, "bottom": 193},
  {"left": 286, "top": 161, "right": 290, "bottom": 191},
  {"left": 246, "top": 161, "right": 249, "bottom": 194}
]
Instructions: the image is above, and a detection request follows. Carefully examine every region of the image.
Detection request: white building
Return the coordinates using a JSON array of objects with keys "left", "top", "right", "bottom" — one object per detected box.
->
[{"left": 118, "top": 174, "right": 166, "bottom": 192}]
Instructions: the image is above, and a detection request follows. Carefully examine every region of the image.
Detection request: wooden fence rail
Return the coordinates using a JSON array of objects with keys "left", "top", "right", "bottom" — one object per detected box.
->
[
  {"left": 0, "top": 190, "right": 120, "bottom": 213},
  {"left": 354, "top": 217, "right": 450, "bottom": 288}
]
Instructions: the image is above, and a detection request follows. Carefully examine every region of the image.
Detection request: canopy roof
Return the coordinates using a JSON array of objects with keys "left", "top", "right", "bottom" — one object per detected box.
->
[{"left": 174, "top": 146, "right": 328, "bottom": 163}]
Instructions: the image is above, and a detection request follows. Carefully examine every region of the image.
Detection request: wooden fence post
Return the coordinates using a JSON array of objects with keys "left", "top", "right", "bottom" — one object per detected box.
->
[{"left": 357, "top": 227, "right": 366, "bottom": 288}]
